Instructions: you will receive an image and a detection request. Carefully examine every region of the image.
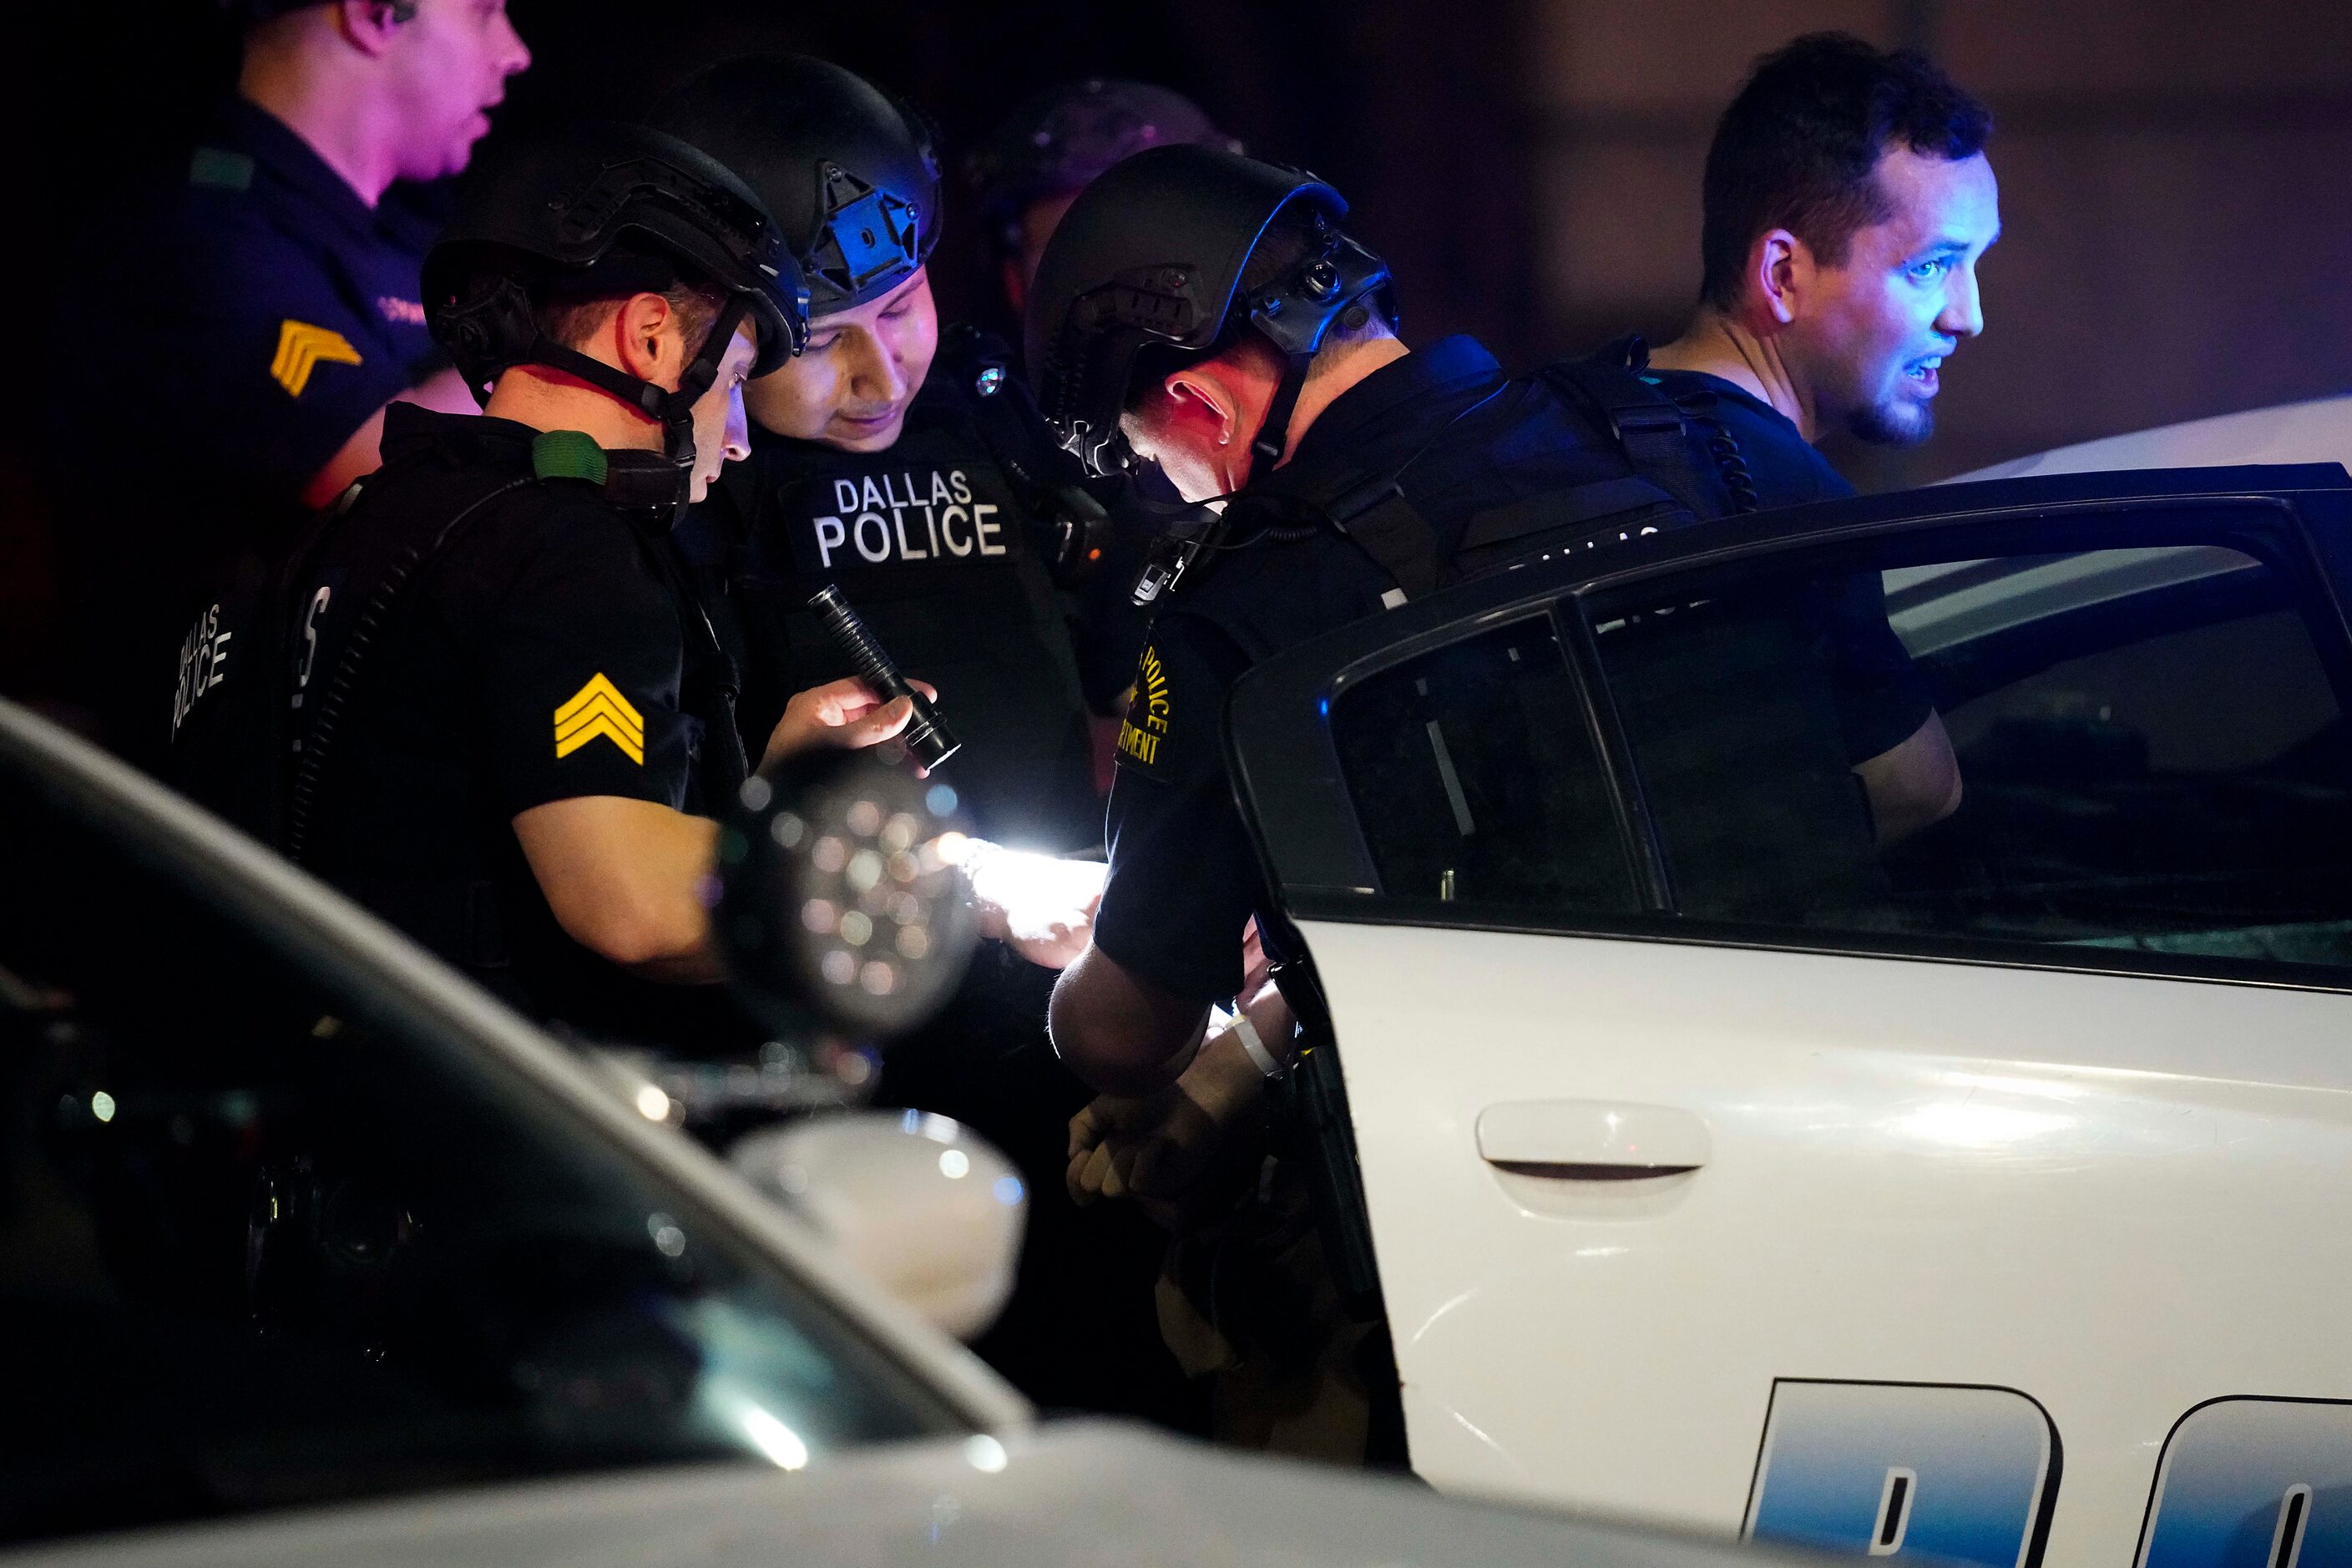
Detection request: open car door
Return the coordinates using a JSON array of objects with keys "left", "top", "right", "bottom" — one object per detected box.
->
[{"left": 1227, "top": 465, "right": 2352, "bottom": 1568}]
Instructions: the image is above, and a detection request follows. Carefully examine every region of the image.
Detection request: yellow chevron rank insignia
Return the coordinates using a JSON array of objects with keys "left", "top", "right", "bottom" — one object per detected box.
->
[
  {"left": 270, "top": 320, "right": 363, "bottom": 398},
  {"left": 554, "top": 674, "right": 645, "bottom": 766}
]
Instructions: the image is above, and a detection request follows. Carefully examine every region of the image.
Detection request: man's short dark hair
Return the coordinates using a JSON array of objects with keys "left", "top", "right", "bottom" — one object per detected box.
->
[
  {"left": 1699, "top": 32, "right": 1991, "bottom": 310},
  {"left": 538, "top": 283, "right": 725, "bottom": 358}
]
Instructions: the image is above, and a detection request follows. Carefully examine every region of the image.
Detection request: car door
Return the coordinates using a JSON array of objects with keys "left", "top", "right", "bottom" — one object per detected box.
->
[{"left": 1227, "top": 466, "right": 2352, "bottom": 1568}]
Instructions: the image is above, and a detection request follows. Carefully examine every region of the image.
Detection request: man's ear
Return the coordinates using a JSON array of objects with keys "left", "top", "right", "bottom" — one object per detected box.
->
[
  {"left": 1161, "top": 363, "right": 1242, "bottom": 448},
  {"left": 331, "top": 0, "right": 408, "bottom": 58},
  {"left": 1752, "top": 228, "right": 1808, "bottom": 326},
  {"left": 612, "top": 293, "right": 683, "bottom": 387}
]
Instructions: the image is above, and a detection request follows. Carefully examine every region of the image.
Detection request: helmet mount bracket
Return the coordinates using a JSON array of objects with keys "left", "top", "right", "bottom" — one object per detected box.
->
[
  {"left": 1242, "top": 228, "right": 1392, "bottom": 468},
  {"left": 811, "top": 163, "right": 923, "bottom": 302}
]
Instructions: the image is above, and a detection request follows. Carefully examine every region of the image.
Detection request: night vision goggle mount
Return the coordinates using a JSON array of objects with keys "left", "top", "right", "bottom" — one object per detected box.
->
[
  {"left": 810, "top": 163, "right": 923, "bottom": 305},
  {"left": 1242, "top": 211, "right": 1393, "bottom": 465}
]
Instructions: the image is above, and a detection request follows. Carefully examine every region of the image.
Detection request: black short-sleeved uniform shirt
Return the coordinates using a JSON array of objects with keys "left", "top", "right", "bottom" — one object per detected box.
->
[
  {"left": 297, "top": 407, "right": 742, "bottom": 1044},
  {"left": 676, "top": 336, "right": 1100, "bottom": 854},
  {"left": 1093, "top": 341, "right": 1936, "bottom": 1003},
  {"left": 60, "top": 97, "right": 446, "bottom": 759}
]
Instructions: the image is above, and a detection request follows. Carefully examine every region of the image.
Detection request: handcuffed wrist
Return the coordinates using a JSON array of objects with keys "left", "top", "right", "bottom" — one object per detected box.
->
[{"left": 1232, "top": 1011, "right": 1285, "bottom": 1078}]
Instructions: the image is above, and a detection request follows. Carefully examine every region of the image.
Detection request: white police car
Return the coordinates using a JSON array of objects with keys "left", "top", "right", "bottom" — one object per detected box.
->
[{"left": 1226, "top": 453, "right": 2352, "bottom": 1567}]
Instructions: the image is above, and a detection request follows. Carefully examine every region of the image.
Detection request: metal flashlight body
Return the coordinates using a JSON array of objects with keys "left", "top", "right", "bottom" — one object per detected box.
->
[{"left": 806, "top": 584, "right": 961, "bottom": 770}]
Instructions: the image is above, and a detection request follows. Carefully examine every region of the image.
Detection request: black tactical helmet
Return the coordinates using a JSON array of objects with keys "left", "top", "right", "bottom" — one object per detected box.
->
[
  {"left": 422, "top": 120, "right": 807, "bottom": 510},
  {"left": 1024, "top": 144, "right": 1393, "bottom": 479},
  {"left": 966, "top": 78, "right": 1239, "bottom": 257},
  {"left": 651, "top": 55, "right": 941, "bottom": 316}
]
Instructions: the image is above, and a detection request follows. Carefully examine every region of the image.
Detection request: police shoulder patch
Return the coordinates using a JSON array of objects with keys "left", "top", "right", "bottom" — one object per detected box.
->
[
  {"left": 554, "top": 674, "right": 645, "bottom": 765},
  {"left": 1115, "top": 643, "right": 1174, "bottom": 778},
  {"left": 271, "top": 321, "right": 364, "bottom": 398}
]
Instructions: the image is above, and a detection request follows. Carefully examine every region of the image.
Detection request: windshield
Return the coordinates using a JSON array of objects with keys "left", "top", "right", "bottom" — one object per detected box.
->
[{"left": 0, "top": 745, "right": 968, "bottom": 1548}]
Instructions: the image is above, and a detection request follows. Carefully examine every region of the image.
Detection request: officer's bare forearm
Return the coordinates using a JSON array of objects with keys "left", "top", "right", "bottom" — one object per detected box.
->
[
  {"left": 512, "top": 796, "right": 726, "bottom": 983},
  {"left": 1049, "top": 944, "right": 1210, "bottom": 1095}
]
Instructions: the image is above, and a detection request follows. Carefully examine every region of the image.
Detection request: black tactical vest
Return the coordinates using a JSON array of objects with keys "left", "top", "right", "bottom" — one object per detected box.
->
[
  {"left": 685, "top": 357, "right": 1102, "bottom": 855},
  {"left": 169, "top": 424, "right": 751, "bottom": 1045}
]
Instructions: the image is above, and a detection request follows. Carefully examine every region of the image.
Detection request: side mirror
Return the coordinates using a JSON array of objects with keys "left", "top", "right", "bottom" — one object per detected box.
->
[{"left": 730, "top": 1110, "right": 1025, "bottom": 1342}]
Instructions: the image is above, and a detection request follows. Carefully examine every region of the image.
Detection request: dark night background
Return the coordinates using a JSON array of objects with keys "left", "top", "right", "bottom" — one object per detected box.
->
[{"left": 6, "top": 0, "right": 2349, "bottom": 709}]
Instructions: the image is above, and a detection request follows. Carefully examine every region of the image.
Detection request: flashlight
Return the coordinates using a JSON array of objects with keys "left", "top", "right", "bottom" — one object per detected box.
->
[{"left": 806, "top": 584, "right": 959, "bottom": 770}]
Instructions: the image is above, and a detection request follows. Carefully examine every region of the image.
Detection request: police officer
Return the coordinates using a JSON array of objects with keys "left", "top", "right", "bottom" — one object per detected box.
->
[
  {"left": 194, "top": 121, "right": 920, "bottom": 1044},
  {"left": 650, "top": 54, "right": 1107, "bottom": 860},
  {"left": 1025, "top": 146, "right": 1702, "bottom": 1459},
  {"left": 1034, "top": 147, "right": 1707, "bottom": 1098},
  {"left": 59, "top": 0, "right": 531, "bottom": 764},
  {"left": 648, "top": 56, "right": 1199, "bottom": 1425}
]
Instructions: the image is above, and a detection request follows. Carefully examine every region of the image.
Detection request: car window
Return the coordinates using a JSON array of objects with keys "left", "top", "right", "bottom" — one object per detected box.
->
[
  {"left": 1331, "top": 615, "right": 1639, "bottom": 911},
  {"left": 1588, "top": 527, "right": 2352, "bottom": 978},
  {"left": 0, "top": 763, "right": 964, "bottom": 1547}
]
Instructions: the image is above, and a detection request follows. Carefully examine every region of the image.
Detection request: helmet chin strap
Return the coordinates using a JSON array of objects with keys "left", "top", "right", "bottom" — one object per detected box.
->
[
  {"left": 518, "top": 296, "right": 753, "bottom": 524},
  {"left": 1248, "top": 350, "right": 1315, "bottom": 468}
]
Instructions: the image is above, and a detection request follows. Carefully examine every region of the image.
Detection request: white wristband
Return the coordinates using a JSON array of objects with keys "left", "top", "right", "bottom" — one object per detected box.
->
[{"left": 1232, "top": 1012, "right": 1283, "bottom": 1079}]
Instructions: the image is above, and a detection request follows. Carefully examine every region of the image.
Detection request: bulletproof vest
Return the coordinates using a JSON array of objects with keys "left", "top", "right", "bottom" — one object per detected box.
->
[
  {"left": 1313, "top": 346, "right": 1748, "bottom": 604},
  {"left": 168, "top": 439, "right": 747, "bottom": 1002},
  {"left": 697, "top": 353, "right": 1101, "bottom": 854},
  {"left": 165, "top": 541, "right": 298, "bottom": 846},
  {"left": 1136, "top": 341, "right": 1761, "bottom": 695}
]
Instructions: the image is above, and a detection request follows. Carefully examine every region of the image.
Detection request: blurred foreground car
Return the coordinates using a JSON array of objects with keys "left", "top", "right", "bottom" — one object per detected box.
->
[
  {"left": 0, "top": 698, "right": 1790, "bottom": 1568},
  {"left": 1227, "top": 463, "right": 2352, "bottom": 1567}
]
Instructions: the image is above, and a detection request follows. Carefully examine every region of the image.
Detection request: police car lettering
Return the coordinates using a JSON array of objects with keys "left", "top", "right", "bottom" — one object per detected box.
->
[
  {"left": 2135, "top": 1398, "right": 2352, "bottom": 1568},
  {"left": 1744, "top": 1380, "right": 2057, "bottom": 1568},
  {"left": 809, "top": 467, "right": 1006, "bottom": 569},
  {"left": 171, "top": 603, "right": 233, "bottom": 736}
]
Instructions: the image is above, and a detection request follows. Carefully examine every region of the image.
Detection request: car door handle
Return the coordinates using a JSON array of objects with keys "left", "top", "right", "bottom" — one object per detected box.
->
[{"left": 1475, "top": 1100, "right": 1711, "bottom": 1180}]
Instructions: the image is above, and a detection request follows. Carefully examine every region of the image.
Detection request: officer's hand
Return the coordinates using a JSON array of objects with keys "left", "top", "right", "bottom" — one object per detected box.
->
[
  {"left": 760, "top": 676, "right": 939, "bottom": 772},
  {"left": 1065, "top": 1025, "right": 1267, "bottom": 1216},
  {"left": 963, "top": 846, "right": 1105, "bottom": 970},
  {"left": 1066, "top": 1087, "right": 1218, "bottom": 1215}
]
